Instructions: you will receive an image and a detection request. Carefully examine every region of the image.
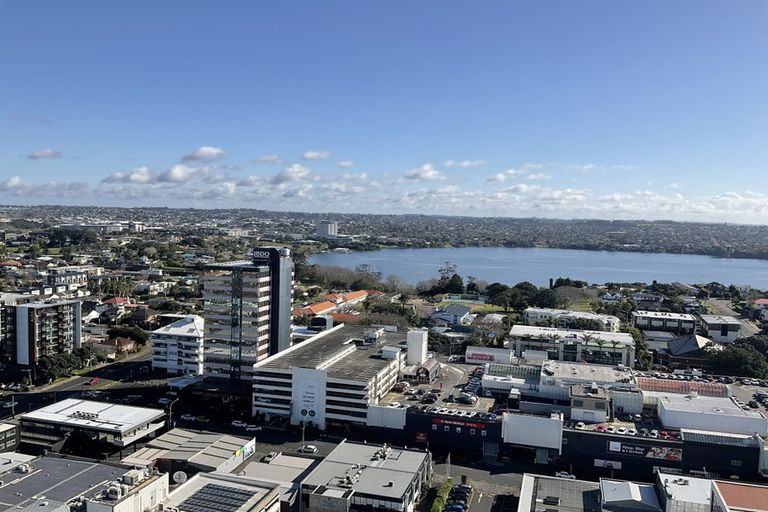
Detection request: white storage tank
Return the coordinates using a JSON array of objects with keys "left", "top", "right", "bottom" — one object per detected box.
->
[{"left": 407, "top": 330, "right": 428, "bottom": 365}]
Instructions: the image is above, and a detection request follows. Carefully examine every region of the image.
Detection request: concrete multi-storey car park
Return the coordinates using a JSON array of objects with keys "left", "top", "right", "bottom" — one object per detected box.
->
[{"left": 203, "top": 248, "right": 294, "bottom": 387}]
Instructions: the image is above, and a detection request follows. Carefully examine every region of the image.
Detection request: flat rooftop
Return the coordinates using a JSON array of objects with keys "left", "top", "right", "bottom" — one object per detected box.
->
[
  {"left": 517, "top": 474, "right": 601, "bottom": 512},
  {"left": 655, "top": 393, "right": 764, "bottom": 419},
  {"left": 302, "top": 441, "right": 429, "bottom": 500},
  {"left": 699, "top": 314, "right": 742, "bottom": 325},
  {"left": 633, "top": 311, "right": 696, "bottom": 321},
  {"left": 257, "top": 325, "right": 407, "bottom": 382},
  {"left": 656, "top": 472, "right": 712, "bottom": 506},
  {"left": 509, "top": 325, "right": 634, "bottom": 346},
  {"left": 21, "top": 399, "right": 165, "bottom": 435},
  {"left": 0, "top": 455, "right": 129, "bottom": 510},
  {"left": 542, "top": 361, "right": 633, "bottom": 384}
]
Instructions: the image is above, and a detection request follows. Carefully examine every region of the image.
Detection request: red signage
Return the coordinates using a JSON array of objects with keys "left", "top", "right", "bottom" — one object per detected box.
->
[
  {"left": 467, "top": 352, "right": 495, "bottom": 361},
  {"left": 432, "top": 417, "right": 486, "bottom": 429}
]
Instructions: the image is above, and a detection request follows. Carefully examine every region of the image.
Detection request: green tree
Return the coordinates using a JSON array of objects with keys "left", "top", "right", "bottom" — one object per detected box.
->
[{"left": 444, "top": 274, "right": 465, "bottom": 294}]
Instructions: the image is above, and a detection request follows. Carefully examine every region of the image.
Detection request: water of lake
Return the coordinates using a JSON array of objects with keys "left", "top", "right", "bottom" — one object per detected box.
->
[{"left": 309, "top": 247, "right": 768, "bottom": 289}]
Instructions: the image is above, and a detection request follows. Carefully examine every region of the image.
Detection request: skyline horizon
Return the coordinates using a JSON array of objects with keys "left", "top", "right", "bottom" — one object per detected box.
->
[
  {"left": 2, "top": 1, "right": 767, "bottom": 222},
  {"left": 4, "top": 201, "right": 768, "bottom": 228}
]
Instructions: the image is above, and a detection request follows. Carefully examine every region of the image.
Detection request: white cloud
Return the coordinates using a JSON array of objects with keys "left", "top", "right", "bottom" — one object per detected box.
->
[
  {"left": 403, "top": 163, "right": 444, "bottom": 181},
  {"left": 271, "top": 164, "right": 312, "bottom": 185},
  {"left": 27, "top": 148, "right": 61, "bottom": 160},
  {"left": 1, "top": 175, "right": 88, "bottom": 196},
  {"left": 253, "top": 154, "right": 283, "bottom": 165},
  {"left": 486, "top": 168, "right": 523, "bottom": 182},
  {"left": 303, "top": 150, "right": 331, "bottom": 160},
  {"left": 444, "top": 159, "right": 486, "bottom": 168},
  {"left": 181, "top": 146, "right": 225, "bottom": 162},
  {"left": 102, "top": 166, "right": 152, "bottom": 184},
  {"left": 337, "top": 160, "right": 354, "bottom": 169},
  {"left": 158, "top": 164, "right": 204, "bottom": 182},
  {"left": 526, "top": 173, "right": 550, "bottom": 181}
]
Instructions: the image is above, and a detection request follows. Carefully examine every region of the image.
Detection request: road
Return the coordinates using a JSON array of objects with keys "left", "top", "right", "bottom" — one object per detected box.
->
[{"left": 708, "top": 299, "right": 760, "bottom": 337}]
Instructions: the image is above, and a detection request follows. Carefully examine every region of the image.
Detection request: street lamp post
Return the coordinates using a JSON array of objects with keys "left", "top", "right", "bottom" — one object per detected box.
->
[{"left": 167, "top": 398, "right": 179, "bottom": 429}]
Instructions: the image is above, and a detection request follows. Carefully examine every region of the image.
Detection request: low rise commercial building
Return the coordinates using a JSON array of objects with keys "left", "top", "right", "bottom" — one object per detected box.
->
[
  {"left": 300, "top": 440, "right": 432, "bottom": 512},
  {"left": 508, "top": 325, "right": 635, "bottom": 367},
  {"left": 19, "top": 399, "right": 165, "bottom": 454},
  {"left": 151, "top": 315, "right": 205, "bottom": 376},
  {"left": 698, "top": 315, "right": 742, "bottom": 343},
  {"left": 0, "top": 423, "right": 19, "bottom": 453},
  {"left": 162, "top": 472, "right": 281, "bottom": 512},
  {"left": 632, "top": 311, "right": 696, "bottom": 335},
  {"left": 523, "top": 308, "right": 621, "bottom": 332}
]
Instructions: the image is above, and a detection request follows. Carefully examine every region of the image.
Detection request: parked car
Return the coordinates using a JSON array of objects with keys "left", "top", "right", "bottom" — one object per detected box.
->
[
  {"left": 231, "top": 420, "right": 247, "bottom": 428},
  {"left": 555, "top": 471, "right": 576, "bottom": 479},
  {"left": 245, "top": 425, "right": 263, "bottom": 432},
  {"left": 575, "top": 422, "right": 586, "bottom": 430},
  {"left": 85, "top": 377, "right": 100, "bottom": 385},
  {"left": 180, "top": 413, "right": 196, "bottom": 421},
  {"left": 196, "top": 416, "right": 210, "bottom": 423},
  {"left": 262, "top": 451, "right": 279, "bottom": 462},
  {"left": 298, "top": 445, "right": 318, "bottom": 454}
]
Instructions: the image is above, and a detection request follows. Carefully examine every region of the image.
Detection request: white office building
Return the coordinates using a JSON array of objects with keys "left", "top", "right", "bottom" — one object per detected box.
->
[
  {"left": 632, "top": 311, "right": 697, "bottom": 335},
  {"left": 508, "top": 325, "right": 636, "bottom": 367},
  {"left": 252, "top": 324, "right": 408, "bottom": 430},
  {"left": 698, "top": 314, "right": 742, "bottom": 343},
  {"left": 523, "top": 308, "right": 621, "bottom": 332},
  {"left": 151, "top": 315, "right": 205, "bottom": 375}
]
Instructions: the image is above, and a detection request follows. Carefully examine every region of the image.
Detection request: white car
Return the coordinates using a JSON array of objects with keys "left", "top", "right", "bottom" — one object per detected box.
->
[
  {"left": 606, "top": 426, "right": 616, "bottom": 434},
  {"left": 389, "top": 402, "right": 402, "bottom": 408},
  {"left": 245, "top": 425, "right": 262, "bottom": 432},
  {"left": 555, "top": 471, "right": 576, "bottom": 479},
  {"left": 231, "top": 420, "right": 247, "bottom": 428},
  {"left": 180, "top": 414, "right": 196, "bottom": 421},
  {"left": 616, "top": 427, "right": 628, "bottom": 435},
  {"left": 298, "top": 445, "right": 318, "bottom": 454},
  {"left": 158, "top": 398, "right": 173, "bottom": 405},
  {"left": 575, "top": 422, "right": 586, "bottom": 430}
]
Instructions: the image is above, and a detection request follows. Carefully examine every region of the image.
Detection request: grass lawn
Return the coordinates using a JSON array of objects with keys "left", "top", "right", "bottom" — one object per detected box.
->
[
  {"left": 570, "top": 298, "right": 595, "bottom": 312},
  {"left": 438, "top": 301, "right": 506, "bottom": 314}
]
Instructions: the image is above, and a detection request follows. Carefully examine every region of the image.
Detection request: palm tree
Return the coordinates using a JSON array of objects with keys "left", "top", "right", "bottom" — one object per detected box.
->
[{"left": 398, "top": 293, "right": 410, "bottom": 315}]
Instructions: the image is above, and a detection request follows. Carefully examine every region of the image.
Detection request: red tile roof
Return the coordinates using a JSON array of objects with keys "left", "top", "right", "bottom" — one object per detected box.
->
[
  {"left": 342, "top": 290, "right": 368, "bottom": 301},
  {"left": 636, "top": 377, "right": 729, "bottom": 397},
  {"left": 299, "top": 301, "right": 336, "bottom": 316},
  {"left": 0, "top": 259, "right": 22, "bottom": 267},
  {"left": 753, "top": 298, "right": 768, "bottom": 305},
  {"left": 715, "top": 481, "right": 768, "bottom": 512},
  {"left": 103, "top": 297, "right": 131, "bottom": 305}
]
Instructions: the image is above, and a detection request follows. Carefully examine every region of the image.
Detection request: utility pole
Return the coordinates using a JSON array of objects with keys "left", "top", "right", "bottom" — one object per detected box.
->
[{"left": 167, "top": 398, "right": 179, "bottom": 429}]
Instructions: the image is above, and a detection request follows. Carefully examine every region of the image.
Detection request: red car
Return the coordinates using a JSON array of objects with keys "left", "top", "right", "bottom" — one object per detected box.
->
[
  {"left": 596, "top": 424, "right": 607, "bottom": 433},
  {"left": 85, "top": 377, "right": 100, "bottom": 386}
]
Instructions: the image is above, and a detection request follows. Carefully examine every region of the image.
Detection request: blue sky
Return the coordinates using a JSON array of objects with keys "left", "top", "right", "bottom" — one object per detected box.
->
[{"left": 1, "top": 0, "right": 767, "bottom": 221}]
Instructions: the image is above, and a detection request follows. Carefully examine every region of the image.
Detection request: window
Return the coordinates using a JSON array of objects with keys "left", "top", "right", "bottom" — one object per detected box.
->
[
  {"left": 444, "top": 426, "right": 450, "bottom": 432},
  {"left": 731, "top": 460, "right": 743, "bottom": 467},
  {"left": 432, "top": 424, "right": 438, "bottom": 431},
  {"left": 470, "top": 429, "right": 476, "bottom": 435},
  {"left": 481, "top": 430, "right": 487, "bottom": 437},
  {"left": 456, "top": 427, "right": 461, "bottom": 433}
]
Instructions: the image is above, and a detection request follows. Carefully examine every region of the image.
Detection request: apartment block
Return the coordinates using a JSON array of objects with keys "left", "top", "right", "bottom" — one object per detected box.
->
[{"left": 150, "top": 314, "right": 205, "bottom": 375}]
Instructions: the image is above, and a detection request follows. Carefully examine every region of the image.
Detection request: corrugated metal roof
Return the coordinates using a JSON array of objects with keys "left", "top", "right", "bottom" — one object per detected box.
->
[
  {"left": 681, "top": 429, "right": 761, "bottom": 448},
  {"left": 637, "top": 377, "right": 729, "bottom": 398}
]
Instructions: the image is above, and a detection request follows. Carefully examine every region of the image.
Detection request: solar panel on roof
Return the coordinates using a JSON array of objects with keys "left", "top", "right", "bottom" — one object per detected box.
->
[{"left": 179, "top": 483, "right": 258, "bottom": 512}]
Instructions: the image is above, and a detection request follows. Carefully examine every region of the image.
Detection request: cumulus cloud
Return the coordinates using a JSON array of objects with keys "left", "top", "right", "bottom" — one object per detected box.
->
[
  {"left": 403, "top": 164, "right": 444, "bottom": 181},
  {"left": 444, "top": 159, "right": 486, "bottom": 168},
  {"left": 102, "top": 166, "right": 152, "bottom": 184},
  {"left": 271, "top": 164, "right": 312, "bottom": 185},
  {"left": 27, "top": 149, "right": 61, "bottom": 160},
  {"left": 158, "top": 164, "right": 205, "bottom": 182},
  {"left": 181, "top": 146, "right": 225, "bottom": 162},
  {"left": 337, "top": 160, "right": 354, "bottom": 169},
  {"left": 486, "top": 168, "right": 523, "bottom": 182},
  {"left": 303, "top": 150, "right": 331, "bottom": 160},
  {"left": 1, "top": 175, "right": 88, "bottom": 196},
  {"left": 253, "top": 154, "right": 283, "bottom": 165},
  {"left": 526, "top": 173, "right": 550, "bottom": 181}
]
